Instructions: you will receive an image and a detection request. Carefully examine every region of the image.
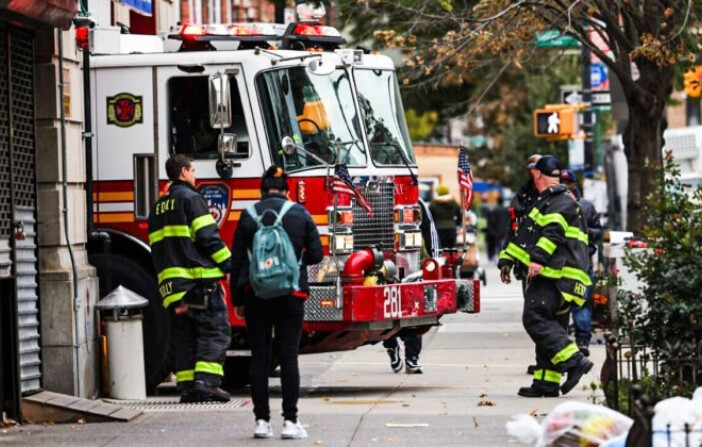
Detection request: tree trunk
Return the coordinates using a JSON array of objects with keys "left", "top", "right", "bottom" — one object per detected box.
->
[{"left": 622, "top": 62, "right": 672, "bottom": 233}]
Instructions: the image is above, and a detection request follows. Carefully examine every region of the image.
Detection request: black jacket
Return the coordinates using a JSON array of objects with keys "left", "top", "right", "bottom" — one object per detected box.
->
[
  {"left": 429, "top": 196, "right": 462, "bottom": 230},
  {"left": 572, "top": 187, "right": 602, "bottom": 258},
  {"left": 501, "top": 184, "right": 591, "bottom": 305},
  {"left": 148, "top": 180, "right": 232, "bottom": 308},
  {"left": 498, "top": 180, "right": 540, "bottom": 276},
  {"left": 230, "top": 193, "right": 323, "bottom": 305}
]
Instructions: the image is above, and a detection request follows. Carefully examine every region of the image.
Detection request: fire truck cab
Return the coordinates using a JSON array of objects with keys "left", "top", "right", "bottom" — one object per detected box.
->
[{"left": 85, "top": 7, "right": 480, "bottom": 390}]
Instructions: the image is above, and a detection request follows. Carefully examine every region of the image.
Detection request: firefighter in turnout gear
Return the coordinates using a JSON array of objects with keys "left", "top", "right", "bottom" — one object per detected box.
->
[
  {"left": 499, "top": 156, "right": 593, "bottom": 397},
  {"left": 148, "top": 154, "right": 232, "bottom": 403}
]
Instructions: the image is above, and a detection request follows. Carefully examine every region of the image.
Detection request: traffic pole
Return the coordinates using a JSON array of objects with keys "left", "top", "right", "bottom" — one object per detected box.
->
[{"left": 581, "top": 24, "right": 594, "bottom": 175}]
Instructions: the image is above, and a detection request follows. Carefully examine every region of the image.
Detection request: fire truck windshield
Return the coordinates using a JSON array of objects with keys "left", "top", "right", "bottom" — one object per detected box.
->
[
  {"left": 354, "top": 69, "right": 416, "bottom": 167},
  {"left": 256, "top": 66, "right": 365, "bottom": 171}
]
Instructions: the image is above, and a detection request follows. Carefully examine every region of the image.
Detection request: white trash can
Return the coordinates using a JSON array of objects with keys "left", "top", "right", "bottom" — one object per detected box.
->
[{"left": 96, "top": 286, "right": 149, "bottom": 400}]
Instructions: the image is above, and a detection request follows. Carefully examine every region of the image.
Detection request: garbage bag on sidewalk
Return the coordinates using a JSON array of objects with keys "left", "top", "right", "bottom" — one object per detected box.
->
[
  {"left": 651, "top": 392, "right": 702, "bottom": 447},
  {"left": 506, "top": 401, "right": 633, "bottom": 446}
]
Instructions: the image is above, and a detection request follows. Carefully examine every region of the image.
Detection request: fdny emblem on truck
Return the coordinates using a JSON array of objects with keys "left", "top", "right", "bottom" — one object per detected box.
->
[
  {"left": 106, "top": 93, "right": 143, "bottom": 127},
  {"left": 197, "top": 183, "right": 231, "bottom": 228}
]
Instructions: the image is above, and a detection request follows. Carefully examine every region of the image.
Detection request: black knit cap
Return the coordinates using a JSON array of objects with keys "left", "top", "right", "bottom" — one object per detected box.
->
[
  {"left": 528, "top": 155, "right": 562, "bottom": 178},
  {"left": 261, "top": 165, "right": 289, "bottom": 192}
]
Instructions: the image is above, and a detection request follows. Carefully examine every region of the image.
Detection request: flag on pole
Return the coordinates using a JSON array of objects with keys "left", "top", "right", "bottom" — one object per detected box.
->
[
  {"left": 332, "top": 164, "right": 373, "bottom": 216},
  {"left": 458, "top": 149, "right": 474, "bottom": 209}
]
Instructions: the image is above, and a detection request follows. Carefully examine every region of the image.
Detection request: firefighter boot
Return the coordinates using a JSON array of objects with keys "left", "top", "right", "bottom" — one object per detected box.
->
[
  {"left": 178, "top": 381, "right": 197, "bottom": 404},
  {"left": 517, "top": 381, "right": 559, "bottom": 398},
  {"left": 561, "top": 355, "right": 594, "bottom": 395},
  {"left": 191, "top": 380, "right": 231, "bottom": 402}
]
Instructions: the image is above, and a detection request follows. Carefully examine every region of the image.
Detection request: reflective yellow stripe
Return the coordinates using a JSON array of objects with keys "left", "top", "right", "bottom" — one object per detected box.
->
[
  {"left": 565, "top": 226, "right": 588, "bottom": 244},
  {"left": 529, "top": 208, "right": 568, "bottom": 231},
  {"left": 551, "top": 342, "right": 580, "bottom": 365},
  {"left": 505, "top": 243, "right": 591, "bottom": 284},
  {"left": 211, "top": 246, "right": 231, "bottom": 264},
  {"left": 163, "top": 291, "right": 187, "bottom": 308},
  {"left": 504, "top": 242, "right": 531, "bottom": 266},
  {"left": 195, "top": 361, "right": 224, "bottom": 376},
  {"left": 536, "top": 237, "right": 557, "bottom": 255},
  {"left": 498, "top": 250, "right": 514, "bottom": 261},
  {"left": 191, "top": 214, "right": 217, "bottom": 234},
  {"left": 562, "top": 291, "right": 585, "bottom": 307},
  {"left": 176, "top": 369, "right": 194, "bottom": 382},
  {"left": 534, "top": 369, "right": 562, "bottom": 383},
  {"left": 149, "top": 225, "right": 192, "bottom": 245},
  {"left": 157, "top": 266, "right": 225, "bottom": 283}
]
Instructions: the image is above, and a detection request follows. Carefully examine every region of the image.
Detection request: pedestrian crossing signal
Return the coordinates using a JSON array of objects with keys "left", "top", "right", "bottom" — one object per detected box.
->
[
  {"left": 533, "top": 106, "right": 578, "bottom": 140},
  {"left": 683, "top": 67, "right": 702, "bottom": 98}
]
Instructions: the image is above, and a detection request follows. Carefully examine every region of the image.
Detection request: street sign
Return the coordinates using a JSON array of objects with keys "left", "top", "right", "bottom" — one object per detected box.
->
[
  {"left": 563, "top": 91, "right": 583, "bottom": 105},
  {"left": 591, "top": 63, "right": 609, "bottom": 91},
  {"left": 535, "top": 31, "right": 580, "bottom": 48},
  {"left": 591, "top": 91, "right": 611, "bottom": 106}
]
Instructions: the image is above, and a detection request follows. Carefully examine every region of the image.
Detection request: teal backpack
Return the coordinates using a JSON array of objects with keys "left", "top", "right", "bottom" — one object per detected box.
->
[{"left": 246, "top": 201, "right": 301, "bottom": 299}]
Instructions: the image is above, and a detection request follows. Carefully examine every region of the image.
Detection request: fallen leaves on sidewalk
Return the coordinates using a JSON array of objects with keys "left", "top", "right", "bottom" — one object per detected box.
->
[{"left": 477, "top": 399, "right": 495, "bottom": 406}]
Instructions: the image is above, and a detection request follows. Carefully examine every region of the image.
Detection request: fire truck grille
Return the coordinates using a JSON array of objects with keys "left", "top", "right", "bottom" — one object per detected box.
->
[
  {"left": 352, "top": 181, "right": 395, "bottom": 251},
  {"left": 305, "top": 286, "right": 343, "bottom": 321}
]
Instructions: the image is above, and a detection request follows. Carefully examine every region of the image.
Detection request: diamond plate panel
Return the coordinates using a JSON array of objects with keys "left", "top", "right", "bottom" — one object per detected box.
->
[
  {"left": 304, "top": 286, "right": 343, "bottom": 321},
  {"left": 352, "top": 181, "right": 394, "bottom": 251},
  {"left": 456, "top": 279, "right": 477, "bottom": 313},
  {"left": 307, "top": 254, "right": 348, "bottom": 284}
]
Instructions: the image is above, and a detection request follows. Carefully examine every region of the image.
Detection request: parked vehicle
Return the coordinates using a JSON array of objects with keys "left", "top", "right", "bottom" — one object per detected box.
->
[{"left": 83, "top": 6, "right": 480, "bottom": 391}]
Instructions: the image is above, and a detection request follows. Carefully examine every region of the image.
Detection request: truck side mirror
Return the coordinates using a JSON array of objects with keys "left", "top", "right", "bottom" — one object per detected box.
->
[{"left": 208, "top": 73, "right": 232, "bottom": 129}]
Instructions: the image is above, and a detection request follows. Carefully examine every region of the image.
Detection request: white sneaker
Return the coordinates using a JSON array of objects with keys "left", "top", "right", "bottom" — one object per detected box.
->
[
  {"left": 253, "top": 419, "right": 273, "bottom": 438},
  {"left": 281, "top": 420, "right": 308, "bottom": 439}
]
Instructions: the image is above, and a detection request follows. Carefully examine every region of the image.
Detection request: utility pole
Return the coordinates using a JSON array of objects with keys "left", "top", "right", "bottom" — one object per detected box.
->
[{"left": 581, "top": 26, "right": 594, "bottom": 175}]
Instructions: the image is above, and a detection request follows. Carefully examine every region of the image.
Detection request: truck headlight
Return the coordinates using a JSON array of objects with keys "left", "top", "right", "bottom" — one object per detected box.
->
[
  {"left": 332, "top": 233, "right": 354, "bottom": 252},
  {"left": 397, "top": 231, "right": 422, "bottom": 251}
]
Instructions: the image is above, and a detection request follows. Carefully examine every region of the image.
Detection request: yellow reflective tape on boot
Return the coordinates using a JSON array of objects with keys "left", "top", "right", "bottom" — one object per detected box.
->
[
  {"left": 543, "top": 370, "right": 562, "bottom": 383},
  {"left": 211, "top": 246, "right": 232, "bottom": 264},
  {"left": 551, "top": 342, "right": 580, "bottom": 365},
  {"left": 157, "top": 266, "right": 225, "bottom": 283},
  {"left": 195, "top": 361, "right": 224, "bottom": 376},
  {"left": 176, "top": 369, "right": 194, "bottom": 382},
  {"left": 562, "top": 291, "right": 585, "bottom": 307},
  {"left": 191, "top": 214, "right": 217, "bottom": 233},
  {"left": 149, "top": 225, "right": 192, "bottom": 245},
  {"left": 536, "top": 237, "right": 557, "bottom": 255}
]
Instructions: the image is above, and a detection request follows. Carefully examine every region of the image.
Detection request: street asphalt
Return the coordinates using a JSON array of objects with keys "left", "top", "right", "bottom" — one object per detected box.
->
[{"left": 1, "top": 265, "right": 605, "bottom": 446}]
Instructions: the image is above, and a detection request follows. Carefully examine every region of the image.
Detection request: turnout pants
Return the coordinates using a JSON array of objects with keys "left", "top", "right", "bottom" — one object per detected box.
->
[
  {"left": 523, "top": 276, "right": 580, "bottom": 387},
  {"left": 170, "top": 283, "right": 231, "bottom": 387}
]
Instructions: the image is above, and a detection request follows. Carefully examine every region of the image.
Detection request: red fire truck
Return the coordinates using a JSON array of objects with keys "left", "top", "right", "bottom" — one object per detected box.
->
[{"left": 84, "top": 6, "right": 480, "bottom": 390}]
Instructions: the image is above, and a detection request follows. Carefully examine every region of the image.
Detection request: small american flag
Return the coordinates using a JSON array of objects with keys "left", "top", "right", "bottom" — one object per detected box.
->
[
  {"left": 332, "top": 164, "right": 373, "bottom": 216},
  {"left": 458, "top": 149, "right": 474, "bottom": 209}
]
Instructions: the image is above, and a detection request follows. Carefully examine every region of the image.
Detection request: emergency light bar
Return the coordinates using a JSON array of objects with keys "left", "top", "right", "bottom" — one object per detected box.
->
[{"left": 168, "top": 21, "right": 346, "bottom": 52}]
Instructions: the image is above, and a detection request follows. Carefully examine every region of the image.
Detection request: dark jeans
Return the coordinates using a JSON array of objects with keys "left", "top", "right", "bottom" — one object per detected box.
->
[
  {"left": 383, "top": 334, "right": 422, "bottom": 361},
  {"left": 170, "top": 284, "right": 230, "bottom": 387},
  {"left": 245, "top": 295, "right": 305, "bottom": 423}
]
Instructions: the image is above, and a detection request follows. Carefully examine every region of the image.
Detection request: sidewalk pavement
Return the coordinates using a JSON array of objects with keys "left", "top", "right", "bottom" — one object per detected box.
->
[{"left": 0, "top": 267, "right": 605, "bottom": 446}]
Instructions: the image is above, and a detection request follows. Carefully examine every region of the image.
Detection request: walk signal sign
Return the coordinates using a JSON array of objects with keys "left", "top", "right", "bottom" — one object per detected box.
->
[
  {"left": 683, "top": 66, "right": 702, "bottom": 98},
  {"left": 533, "top": 105, "right": 578, "bottom": 140}
]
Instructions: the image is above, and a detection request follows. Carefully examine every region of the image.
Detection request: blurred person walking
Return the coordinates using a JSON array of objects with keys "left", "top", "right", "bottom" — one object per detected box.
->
[
  {"left": 429, "top": 184, "right": 462, "bottom": 249},
  {"left": 561, "top": 169, "right": 602, "bottom": 356}
]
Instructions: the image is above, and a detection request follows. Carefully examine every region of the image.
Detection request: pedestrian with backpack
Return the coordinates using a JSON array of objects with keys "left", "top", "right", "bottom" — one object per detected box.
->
[{"left": 230, "top": 166, "right": 323, "bottom": 440}]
